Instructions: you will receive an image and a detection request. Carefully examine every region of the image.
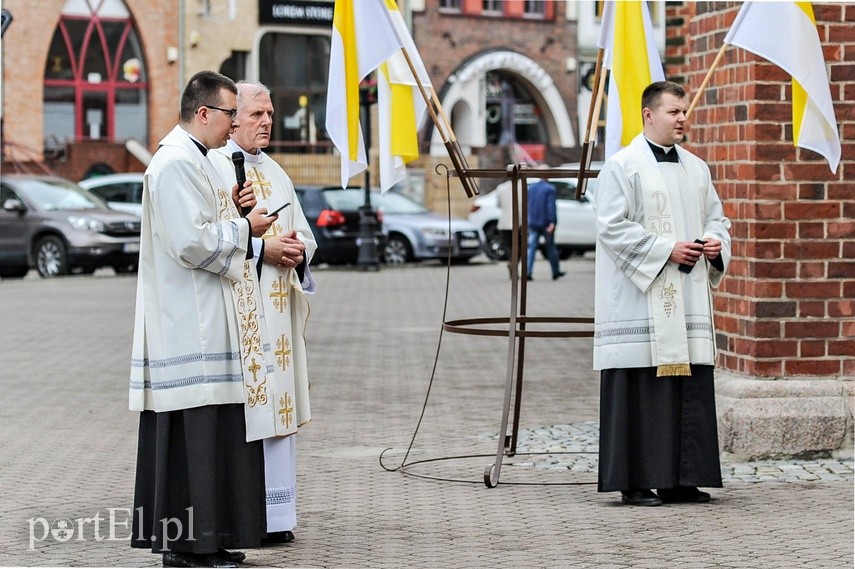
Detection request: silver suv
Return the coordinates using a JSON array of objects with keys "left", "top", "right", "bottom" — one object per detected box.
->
[{"left": 0, "top": 175, "right": 141, "bottom": 278}]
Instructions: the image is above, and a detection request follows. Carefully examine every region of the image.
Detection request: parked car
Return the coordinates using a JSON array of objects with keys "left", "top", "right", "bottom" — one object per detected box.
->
[
  {"left": 78, "top": 172, "right": 144, "bottom": 217},
  {"left": 371, "top": 191, "right": 482, "bottom": 265},
  {"left": 467, "top": 163, "right": 601, "bottom": 261},
  {"left": 294, "top": 185, "right": 387, "bottom": 265},
  {"left": 0, "top": 175, "right": 141, "bottom": 278}
]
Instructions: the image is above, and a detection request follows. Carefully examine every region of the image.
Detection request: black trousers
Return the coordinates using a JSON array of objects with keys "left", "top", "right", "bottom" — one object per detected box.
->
[
  {"left": 131, "top": 404, "right": 267, "bottom": 554},
  {"left": 598, "top": 366, "right": 723, "bottom": 492}
]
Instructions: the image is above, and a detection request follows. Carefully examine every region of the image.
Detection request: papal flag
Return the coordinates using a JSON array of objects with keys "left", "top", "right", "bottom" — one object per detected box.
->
[
  {"left": 376, "top": 0, "right": 432, "bottom": 193},
  {"left": 326, "top": 0, "right": 403, "bottom": 189},
  {"left": 724, "top": 1, "right": 841, "bottom": 173},
  {"left": 597, "top": 0, "right": 665, "bottom": 159}
]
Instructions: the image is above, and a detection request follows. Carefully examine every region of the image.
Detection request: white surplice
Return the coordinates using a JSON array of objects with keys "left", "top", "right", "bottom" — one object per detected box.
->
[
  {"left": 592, "top": 134, "right": 731, "bottom": 371},
  {"left": 129, "top": 126, "right": 257, "bottom": 412},
  {"left": 211, "top": 140, "right": 317, "bottom": 532}
]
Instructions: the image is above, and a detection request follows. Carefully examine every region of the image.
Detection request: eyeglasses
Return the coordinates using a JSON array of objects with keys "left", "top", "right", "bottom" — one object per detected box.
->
[{"left": 199, "top": 105, "right": 238, "bottom": 120}]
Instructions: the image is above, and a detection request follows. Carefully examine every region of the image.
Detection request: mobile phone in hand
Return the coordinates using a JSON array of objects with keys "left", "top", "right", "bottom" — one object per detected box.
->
[
  {"left": 266, "top": 202, "right": 291, "bottom": 217},
  {"left": 679, "top": 239, "right": 707, "bottom": 274}
]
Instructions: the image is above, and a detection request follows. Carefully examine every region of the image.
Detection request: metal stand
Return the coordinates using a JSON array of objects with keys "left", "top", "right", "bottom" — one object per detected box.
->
[{"left": 442, "top": 165, "right": 596, "bottom": 487}]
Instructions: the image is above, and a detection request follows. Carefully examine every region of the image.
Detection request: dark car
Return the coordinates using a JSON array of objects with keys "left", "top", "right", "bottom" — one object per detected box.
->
[
  {"left": 0, "top": 175, "right": 141, "bottom": 278},
  {"left": 294, "top": 186, "right": 386, "bottom": 265}
]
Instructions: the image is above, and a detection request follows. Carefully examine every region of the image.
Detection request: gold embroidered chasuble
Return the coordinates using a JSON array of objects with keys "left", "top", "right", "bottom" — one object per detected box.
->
[{"left": 211, "top": 142, "right": 316, "bottom": 439}]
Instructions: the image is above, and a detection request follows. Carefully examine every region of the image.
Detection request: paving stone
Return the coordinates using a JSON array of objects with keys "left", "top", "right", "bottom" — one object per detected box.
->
[{"left": 0, "top": 260, "right": 852, "bottom": 568}]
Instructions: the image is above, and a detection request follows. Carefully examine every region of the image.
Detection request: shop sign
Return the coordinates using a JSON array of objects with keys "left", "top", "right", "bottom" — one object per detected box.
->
[{"left": 259, "top": 0, "right": 334, "bottom": 26}]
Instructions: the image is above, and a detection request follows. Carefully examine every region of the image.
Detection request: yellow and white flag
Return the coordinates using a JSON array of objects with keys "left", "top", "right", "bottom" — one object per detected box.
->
[
  {"left": 597, "top": 0, "right": 665, "bottom": 159},
  {"left": 376, "top": 0, "right": 432, "bottom": 193},
  {"left": 724, "top": 1, "right": 840, "bottom": 173},
  {"left": 326, "top": 0, "right": 403, "bottom": 188}
]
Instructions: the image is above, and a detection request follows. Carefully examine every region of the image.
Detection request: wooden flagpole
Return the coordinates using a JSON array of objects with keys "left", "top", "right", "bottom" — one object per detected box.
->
[
  {"left": 376, "top": 0, "right": 478, "bottom": 196},
  {"left": 395, "top": 46, "right": 479, "bottom": 196},
  {"left": 583, "top": 49, "right": 605, "bottom": 145},
  {"left": 687, "top": 42, "right": 730, "bottom": 119},
  {"left": 575, "top": 48, "right": 607, "bottom": 199}
]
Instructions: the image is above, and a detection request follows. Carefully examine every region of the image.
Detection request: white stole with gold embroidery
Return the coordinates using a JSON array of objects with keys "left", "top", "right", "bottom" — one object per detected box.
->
[
  {"left": 631, "top": 140, "right": 691, "bottom": 377},
  {"left": 245, "top": 157, "right": 311, "bottom": 435},
  {"left": 215, "top": 187, "right": 286, "bottom": 441}
]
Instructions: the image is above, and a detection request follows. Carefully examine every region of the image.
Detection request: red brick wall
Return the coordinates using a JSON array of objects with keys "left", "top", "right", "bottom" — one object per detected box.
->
[{"left": 665, "top": 2, "right": 853, "bottom": 378}]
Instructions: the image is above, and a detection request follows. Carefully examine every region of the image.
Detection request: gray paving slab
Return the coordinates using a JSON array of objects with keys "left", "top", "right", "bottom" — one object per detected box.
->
[{"left": 0, "top": 257, "right": 852, "bottom": 568}]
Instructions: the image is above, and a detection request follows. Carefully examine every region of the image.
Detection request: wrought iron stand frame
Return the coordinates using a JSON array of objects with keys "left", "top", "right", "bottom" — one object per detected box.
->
[{"left": 442, "top": 165, "right": 597, "bottom": 487}]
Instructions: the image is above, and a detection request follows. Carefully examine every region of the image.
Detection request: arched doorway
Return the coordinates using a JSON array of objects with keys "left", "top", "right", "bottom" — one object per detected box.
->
[
  {"left": 431, "top": 50, "right": 574, "bottom": 157},
  {"left": 43, "top": 0, "right": 148, "bottom": 153}
]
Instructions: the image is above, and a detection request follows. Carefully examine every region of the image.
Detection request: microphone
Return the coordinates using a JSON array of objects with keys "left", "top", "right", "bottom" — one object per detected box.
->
[{"left": 231, "top": 151, "right": 252, "bottom": 217}]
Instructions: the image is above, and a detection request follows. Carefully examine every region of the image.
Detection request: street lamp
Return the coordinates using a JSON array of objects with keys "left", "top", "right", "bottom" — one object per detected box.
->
[{"left": 356, "top": 77, "right": 380, "bottom": 271}]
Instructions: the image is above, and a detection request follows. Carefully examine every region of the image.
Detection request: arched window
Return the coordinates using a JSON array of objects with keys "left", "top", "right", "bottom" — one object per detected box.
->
[{"left": 43, "top": 0, "right": 148, "bottom": 152}]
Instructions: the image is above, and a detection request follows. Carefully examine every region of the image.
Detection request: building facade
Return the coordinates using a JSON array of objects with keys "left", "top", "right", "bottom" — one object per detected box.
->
[{"left": 2, "top": 0, "right": 179, "bottom": 181}]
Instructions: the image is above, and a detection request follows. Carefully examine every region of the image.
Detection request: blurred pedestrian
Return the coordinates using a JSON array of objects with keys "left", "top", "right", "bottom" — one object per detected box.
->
[
  {"left": 526, "top": 175, "right": 564, "bottom": 280},
  {"left": 129, "top": 70, "right": 277, "bottom": 567},
  {"left": 593, "top": 80, "right": 731, "bottom": 507},
  {"left": 495, "top": 180, "right": 523, "bottom": 277},
  {"left": 211, "top": 81, "right": 317, "bottom": 545}
]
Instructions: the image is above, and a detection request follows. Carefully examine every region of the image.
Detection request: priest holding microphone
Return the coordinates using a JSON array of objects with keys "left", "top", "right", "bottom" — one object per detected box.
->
[{"left": 129, "top": 71, "right": 279, "bottom": 567}]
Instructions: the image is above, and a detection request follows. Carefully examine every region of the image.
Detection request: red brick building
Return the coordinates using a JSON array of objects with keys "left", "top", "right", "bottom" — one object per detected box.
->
[
  {"left": 412, "top": 0, "right": 580, "bottom": 167},
  {"left": 666, "top": 1, "right": 853, "bottom": 458},
  {"left": 1, "top": 0, "right": 179, "bottom": 181}
]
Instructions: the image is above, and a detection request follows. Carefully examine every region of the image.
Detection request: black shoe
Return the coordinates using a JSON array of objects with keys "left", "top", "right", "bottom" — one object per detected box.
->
[
  {"left": 526, "top": 275, "right": 533, "bottom": 281},
  {"left": 261, "top": 530, "right": 294, "bottom": 545},
  {"left": 217, "top": 549, "right": 246, "bottom": 563},
  {"left": 162, "top": 552, "right": 239, "bottom": 568},
  {"left": 552, "top": 271, "right": 566, "bottom": 280},
  {"left": 657, "top": 486, "right": 711, "bottom": 504},
  {"left": 620, "top": 488, "right": 663, "bottom": 506}
]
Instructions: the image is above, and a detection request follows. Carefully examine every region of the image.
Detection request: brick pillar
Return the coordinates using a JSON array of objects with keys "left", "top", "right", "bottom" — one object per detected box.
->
[{"left": 665, "top": 2, "right": 854, "bottom": 459}]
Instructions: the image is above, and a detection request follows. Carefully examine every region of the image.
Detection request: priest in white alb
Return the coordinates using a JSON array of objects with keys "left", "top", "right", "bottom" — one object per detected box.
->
[
  {"left": 593, "top": 81, "right": 731, "bottom": 507},
  {"left": 211, "top": 82, "right": 316, "bottom": 544},
  {"left": 130, "top": 71, "right": 281, "bottom": 568}
]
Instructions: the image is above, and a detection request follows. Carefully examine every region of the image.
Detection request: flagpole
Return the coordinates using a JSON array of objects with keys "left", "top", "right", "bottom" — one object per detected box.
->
[
  {"left": 583, "top": 49, "right": 605, "bottom": 146},
  {"left": 589, "top": 65, "right": 608, "bottom": 144},
  {"left": 687, "top": 42, "right": 729, "bottom": 119},
  {"left": 375, "top": 0, "right": 478, "bottom": 196},
  {"left": 575, "top": 49, "right": 607, "bottom": 199}
]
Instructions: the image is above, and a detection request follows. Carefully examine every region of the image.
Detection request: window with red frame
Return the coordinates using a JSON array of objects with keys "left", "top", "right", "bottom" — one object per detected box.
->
[{"left": 43, "top": 0, "right": 148, "bottom": 153}]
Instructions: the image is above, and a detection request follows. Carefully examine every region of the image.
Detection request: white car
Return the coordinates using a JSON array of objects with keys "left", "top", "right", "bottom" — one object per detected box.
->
[
  {"left": 467, "top": 163, "right": 601, "bottom": 260},
  {"left": 79, "top": 173, "right": 144, "bottom": 217}
]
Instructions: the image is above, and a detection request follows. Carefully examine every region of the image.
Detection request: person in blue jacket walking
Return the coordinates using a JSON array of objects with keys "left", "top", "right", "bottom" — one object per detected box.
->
[{"left": 526, "top": 176, "right": 565, "bottom": 280}]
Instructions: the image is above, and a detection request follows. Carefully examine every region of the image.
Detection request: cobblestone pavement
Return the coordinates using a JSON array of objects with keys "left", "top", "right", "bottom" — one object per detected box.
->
[
  {"left": 490, "top": 422, "right": 854, "bottom": 483},
  {"left": 0, "top": 257, "right": 852, "bottom": 568}
]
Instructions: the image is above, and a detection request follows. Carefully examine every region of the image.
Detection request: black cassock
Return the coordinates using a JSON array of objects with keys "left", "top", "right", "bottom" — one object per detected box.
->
[
  {"left": 598, "top": 365, "right": 723, "bottom": 492},
  {"left": 131, "top": 404, "right": 267, "bottom": 554}
]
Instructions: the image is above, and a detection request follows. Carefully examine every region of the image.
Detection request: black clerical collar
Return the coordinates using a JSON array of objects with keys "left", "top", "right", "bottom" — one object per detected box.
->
[
  {"left": 189, "top": 136, "right": 208, "bottom": 156},
  {"left": 646, "top": 139, "right": 679, "bottom": 163}
]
